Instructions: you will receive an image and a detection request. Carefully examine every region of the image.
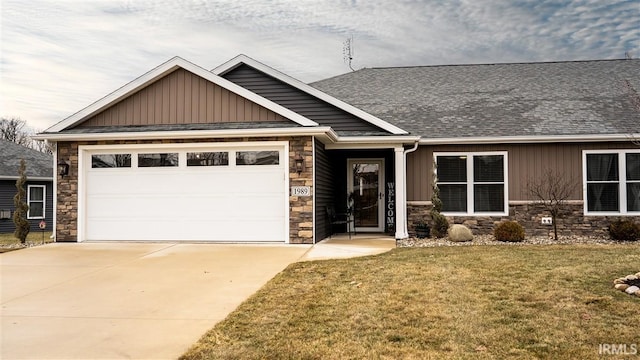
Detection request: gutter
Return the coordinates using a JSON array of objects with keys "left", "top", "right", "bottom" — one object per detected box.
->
[
  {"left": 419, "top": 133, "right": 640, "bottom": 145},
  {"left": 33, "top": 127, "right": 339, "bottom": 143},
  {"left": 0, "top": 176, "right": 53, "bottom": 181}
]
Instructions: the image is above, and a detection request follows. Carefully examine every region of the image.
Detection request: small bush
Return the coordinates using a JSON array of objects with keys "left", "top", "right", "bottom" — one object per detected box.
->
[
  {"left": 431, "top": 213, "right": 449, "bottom": 238},
  {"left": 609, "top": 219, "right": 640, "bottom": 241},
  {"left": 494, "top": 221, "right": 525, "bottom": 242},
  {"left": 415, "top": 222, "right": 430, "bottom": 239}
]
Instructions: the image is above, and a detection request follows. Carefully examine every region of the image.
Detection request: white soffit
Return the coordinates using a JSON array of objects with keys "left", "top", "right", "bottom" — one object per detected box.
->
[
  {"left": 45, "top": 57, "right": 318, "bottom": 133},
  {"left": 213, "top": 54, "right": 409, "bottom": 135}
]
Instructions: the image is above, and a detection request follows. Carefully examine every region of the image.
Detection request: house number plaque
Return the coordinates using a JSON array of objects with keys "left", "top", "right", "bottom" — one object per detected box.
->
[{"left": 291, "top": 186, "right": 311, "bottom": 196}]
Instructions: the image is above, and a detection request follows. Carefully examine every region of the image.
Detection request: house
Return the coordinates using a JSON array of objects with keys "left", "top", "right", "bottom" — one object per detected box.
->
[
  {"left": 311, "top": 60, "right": 640, "bottom": 237},
  {"left": 35, "top": 55, "right": 639, "bottom": 243},
  {"left": 0, "top": 139, "right": 54, "bottom": 233}
]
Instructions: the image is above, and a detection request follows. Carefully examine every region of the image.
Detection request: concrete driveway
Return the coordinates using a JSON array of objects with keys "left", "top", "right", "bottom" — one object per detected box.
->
[{"left": 1, "top": 242, "right": 311, "bottom": 359}]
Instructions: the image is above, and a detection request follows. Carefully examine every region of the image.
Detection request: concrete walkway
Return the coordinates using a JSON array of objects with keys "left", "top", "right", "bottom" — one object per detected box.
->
[{"left": 1, "top": 237, "right": 394, "bottom": 359}]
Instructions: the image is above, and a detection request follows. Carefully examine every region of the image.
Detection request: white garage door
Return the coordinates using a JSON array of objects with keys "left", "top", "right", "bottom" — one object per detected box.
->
[{"left": 80, "top": 143, "right": 288, "bottom": 242}]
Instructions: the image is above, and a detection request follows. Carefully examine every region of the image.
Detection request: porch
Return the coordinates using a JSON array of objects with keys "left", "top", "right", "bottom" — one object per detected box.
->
[{"left": 301, "top": 234, "right": 396, "bottom": 261}]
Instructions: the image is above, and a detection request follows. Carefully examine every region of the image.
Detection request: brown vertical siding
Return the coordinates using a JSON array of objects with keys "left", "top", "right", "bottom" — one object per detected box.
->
[
  {"left": 407, "top": 142, "right": 637, "bottom": 201},
  {"left": 76, "top": 69, "right": 288, "bottom": 127}
]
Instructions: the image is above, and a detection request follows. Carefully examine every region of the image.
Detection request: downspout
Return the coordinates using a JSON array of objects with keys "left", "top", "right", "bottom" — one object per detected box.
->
[
  {"left": 401, "top": 141, "right": 419, "bottom": 239},
  {"left": 50, "top": 140, "right": 57, "bottom": 242}
]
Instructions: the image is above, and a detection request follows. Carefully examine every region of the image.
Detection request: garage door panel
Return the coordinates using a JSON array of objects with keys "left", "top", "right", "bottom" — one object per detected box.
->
[
  {"left": 87, "top": 194, "right": 285, "bottom": 220},
  {"left": 87, "top": 217, "right": 285, "bottom": 241},
  {"left": 83, "top": 145, "right": 288, "bottom": 242}
]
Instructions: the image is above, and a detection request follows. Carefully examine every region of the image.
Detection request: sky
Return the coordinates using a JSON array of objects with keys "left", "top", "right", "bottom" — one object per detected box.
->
[{"left": 1, "top": 0, "right": 639, "bottom": 131}]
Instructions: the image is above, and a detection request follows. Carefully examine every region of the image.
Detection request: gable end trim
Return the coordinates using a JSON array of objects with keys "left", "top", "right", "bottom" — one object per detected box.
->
[
  {"left": 46, "top": 57, "right": 319, "bottom": 133},
  {"left": 213, "top": 55, "right": 409, "bottom": 135}
]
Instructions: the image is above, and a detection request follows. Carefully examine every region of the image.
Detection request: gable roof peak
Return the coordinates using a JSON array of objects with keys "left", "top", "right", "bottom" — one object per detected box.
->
[
  {"left": 213, "top": 54, "right": 409, "bottom": 135},
  {"left": 43, "top": 56, "right": 318, "bottom": 133}
]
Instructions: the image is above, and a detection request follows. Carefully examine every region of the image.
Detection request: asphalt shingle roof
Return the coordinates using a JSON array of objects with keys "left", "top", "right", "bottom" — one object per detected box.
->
[
  {"left": 0, "top": 139, "right": 53, "bottom": 179},
  {"left": 310, "top": 59, "right": 640, "bottom": 139}
]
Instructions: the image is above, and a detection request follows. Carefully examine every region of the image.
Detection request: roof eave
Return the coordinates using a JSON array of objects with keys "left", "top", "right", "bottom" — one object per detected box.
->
[
  {"left": 419, "top": 134, "right": 640, "bottom": 145},
  {"left": 33, "top": 127, "right": 339, "bottom": 143}
]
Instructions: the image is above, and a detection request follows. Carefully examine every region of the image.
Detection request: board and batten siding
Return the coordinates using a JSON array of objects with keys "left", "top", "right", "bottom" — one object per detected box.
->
[
  {"left": 76, "top": 69, "right": 288, "bottom": 128},
  {"left": 222, "top": 64, "right": 384, "bottom": 133},
  {"left": 314, "top": 138, "right": 334, "bottom": 241},
  {"left": 407, "top": 142, "right": 637, "bottom": 202}
]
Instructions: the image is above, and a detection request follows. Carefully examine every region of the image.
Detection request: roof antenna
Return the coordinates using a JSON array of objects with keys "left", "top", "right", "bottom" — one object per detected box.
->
[{"left": 343, "top": 36, "right": 355, "bottom": 71}]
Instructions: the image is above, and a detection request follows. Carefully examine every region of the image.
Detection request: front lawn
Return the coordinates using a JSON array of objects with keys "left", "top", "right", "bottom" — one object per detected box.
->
[
  {"left": 182, "top": 244, "right": 639, "bottom": 360},
  {"left": 0, "top": 231, "right": 54, "bottom": 252}
]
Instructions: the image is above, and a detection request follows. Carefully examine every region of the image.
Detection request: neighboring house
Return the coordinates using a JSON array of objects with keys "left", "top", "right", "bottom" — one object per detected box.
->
[
  {"left": 0, "top": 139, "right": 54, "bottom": 233},
  {"left": 35, "top": 55, "right": 639, "bottom": 243}
]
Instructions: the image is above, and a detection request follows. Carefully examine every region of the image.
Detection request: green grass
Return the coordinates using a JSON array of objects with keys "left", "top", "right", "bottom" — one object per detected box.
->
[
  {"left": 181, "top": 244, "right": 639, "bottom": 360},
  {"left": 0, "top": 231, "right": 54, "bottom": 252}
]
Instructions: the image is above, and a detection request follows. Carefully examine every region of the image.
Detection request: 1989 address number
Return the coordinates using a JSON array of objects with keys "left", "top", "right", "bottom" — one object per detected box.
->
[{"left": 291, "top": 186, "right": 311, "bottom": 196}]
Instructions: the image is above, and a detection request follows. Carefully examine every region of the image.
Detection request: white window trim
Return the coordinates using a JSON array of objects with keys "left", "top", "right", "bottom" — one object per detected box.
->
[
  {"left": 434, "top": 151, "right": 509, "bottom": 216},
  {"left": 583, "top": 149, "right": 640, "bottom": 216},
  {"left": 27, "top": 184, "right": 46, "bottom": 219}
]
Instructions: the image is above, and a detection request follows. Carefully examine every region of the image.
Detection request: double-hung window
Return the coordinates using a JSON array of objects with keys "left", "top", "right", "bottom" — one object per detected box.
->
[
  {"left": 584, "top": 150, "right": 640, "bottom": 214},
  {"left": 435, "top": 152, "right": 508, "bottom": 215},
  {"left": 27, "top": 185, "right": 46, "bottom": 219}
]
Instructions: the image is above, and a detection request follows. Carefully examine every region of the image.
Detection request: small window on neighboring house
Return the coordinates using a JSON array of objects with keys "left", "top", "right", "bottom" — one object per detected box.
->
[
  {"left": 435, "top": 152, "right": 507, "bottom": 215},
  {"left": 92, "top": 154, "right": 132, "bottom": 168},
  {"left": 27, "top": 185, "right": 45, "bottom": 219},
  {"left": 138, "top": 153, "right": 179, "bottom": 167},
  {"left": 585, "top": 150, "right": 640, "bottom": 214},
  {"left": 236, "top": 151, "right": 279, "bottom": 165},
  {"left": 187, "top": 152, "right": 229, "bottom": 166}
]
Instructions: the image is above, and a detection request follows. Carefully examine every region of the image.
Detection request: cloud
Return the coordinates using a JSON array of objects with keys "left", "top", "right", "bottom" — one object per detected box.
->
[{"left": 1, "top": 0, "right": 638, "bottom": 130}]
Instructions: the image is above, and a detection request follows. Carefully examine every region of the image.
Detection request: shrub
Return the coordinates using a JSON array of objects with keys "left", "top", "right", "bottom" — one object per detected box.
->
[
  {"left": 415, "top": 221, "right": 430, "bottom": 239},
  {"left": 494, "top": 221, "right": 525, "bottom": 242},
  {"left": 431, "top": 213, "right": 449, "bottom": 238},
  {"left": 609, "top": 219, "right": 640, "bottom": 241}
]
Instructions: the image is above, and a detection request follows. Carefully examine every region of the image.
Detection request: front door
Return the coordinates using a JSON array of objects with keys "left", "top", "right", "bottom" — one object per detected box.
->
[{"left": 347, "top": 159, "right": 385, "bottom": 232}]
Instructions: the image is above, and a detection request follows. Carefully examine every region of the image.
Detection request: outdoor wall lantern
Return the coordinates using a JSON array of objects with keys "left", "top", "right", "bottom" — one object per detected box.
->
[
  {"left": 58, "top": 159, "right": 69, "bottom": 178},
  {"left": 294, "top": 153, "right": 305, "bottom": 174}
]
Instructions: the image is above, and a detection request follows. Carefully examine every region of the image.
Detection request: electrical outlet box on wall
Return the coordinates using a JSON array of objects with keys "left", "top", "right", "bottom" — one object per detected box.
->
[{"left": 541, "top": 217, "right": 553, "bottom": 225}]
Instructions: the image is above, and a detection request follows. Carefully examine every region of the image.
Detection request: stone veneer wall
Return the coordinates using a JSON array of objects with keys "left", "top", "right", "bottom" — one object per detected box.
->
[
  {"left": 56, "top": 136, "right": 314, "bottom": 244},
  {"left": 407, "top": 202, "right": 639, "bottom": 238}
]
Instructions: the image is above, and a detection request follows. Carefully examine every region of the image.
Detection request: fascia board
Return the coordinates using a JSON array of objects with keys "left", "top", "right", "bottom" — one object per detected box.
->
[
  {"left": 45, "top": 57, "right": 318, "bottom": 133},
  {"left": 33, "top": 126, "right": 337, "bottom": 142},
  {"left": 419, "top": 134, "right": 640, "bottom": 145},
  {"left": 213, "top": 54, "right": 409, "bottom": 135}
]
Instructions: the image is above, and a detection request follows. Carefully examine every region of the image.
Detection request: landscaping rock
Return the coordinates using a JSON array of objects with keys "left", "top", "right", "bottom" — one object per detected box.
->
[
  {"left": 614, "top": 278, "right": 626, "bottom": 284},
  {"left": 615, "top": 284, "right": 630, "bottom": 291},
  {"left": 625, "top": 286, "right": 639, "bottom": 295},
  {"left": 624, "top": 275, "right": 638, "bottom": 281},
  {"left": 448, "top": 224, "right": 473, "bottom": 242}
]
